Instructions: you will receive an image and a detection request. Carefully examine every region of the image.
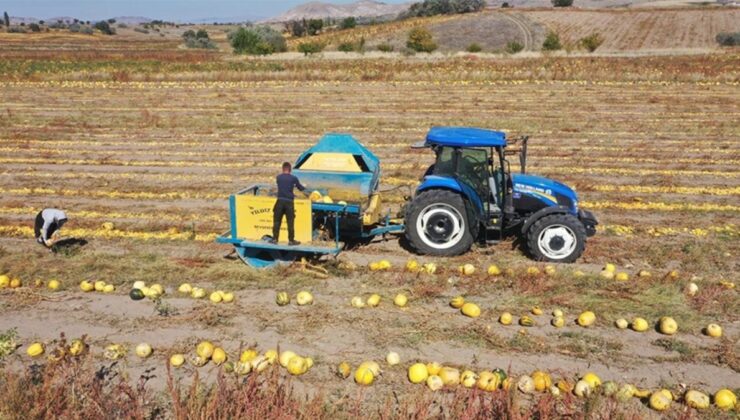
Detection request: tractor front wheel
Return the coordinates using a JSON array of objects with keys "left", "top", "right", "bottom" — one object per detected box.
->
[
  {"left": 405, "top": 189, "right": 475, "bottom": 256},
  {"left": 526, "top": 213, "right": 586, "bottom": 263}
]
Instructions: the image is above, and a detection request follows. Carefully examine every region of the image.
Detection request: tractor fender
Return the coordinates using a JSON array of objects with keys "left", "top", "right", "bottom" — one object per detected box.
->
[
  {"left": 521, "top": 205, "right": 573, "bottom": 235},
  {"left": 416, "top": 176, "right": 484, "bottom": 234},
  {"left": 417, "top": 176, "right": 484, "bottom": 215}
]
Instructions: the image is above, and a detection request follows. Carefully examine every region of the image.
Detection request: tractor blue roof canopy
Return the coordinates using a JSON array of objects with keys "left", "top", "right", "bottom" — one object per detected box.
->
[{"left": 425, "top": 127, "right": 507, "bottom": 148}]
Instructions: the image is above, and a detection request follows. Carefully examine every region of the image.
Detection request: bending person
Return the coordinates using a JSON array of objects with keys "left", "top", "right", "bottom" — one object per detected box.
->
[{"left": 35, "top": 208, "right": 68, "bottom": 247}]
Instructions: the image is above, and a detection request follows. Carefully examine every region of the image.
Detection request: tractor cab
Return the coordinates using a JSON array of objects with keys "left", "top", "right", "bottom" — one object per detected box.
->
[{"left": 405, "top": 127, "right": 597, "bottom": 263}]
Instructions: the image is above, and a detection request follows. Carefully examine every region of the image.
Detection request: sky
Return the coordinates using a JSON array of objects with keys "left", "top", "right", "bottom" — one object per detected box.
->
[{"left": 1, "top": 0, "right": 408, "bottom": 22}]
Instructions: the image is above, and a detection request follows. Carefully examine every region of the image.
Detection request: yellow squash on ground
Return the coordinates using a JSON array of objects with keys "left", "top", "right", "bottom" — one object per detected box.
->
[
  {"left": 577, "top": 311, "right": 596, "bottom": 327},
  {"left": 296, "top": 291, "right": 314, "bottom": 305},
  {"left": 337, "top": 362, "right": 351, "bottom": 379},
  {"left": 487, "top": 264, "right": 501, "bottom": 276},
  {"left": 354, "top": 366, "right": 374, "bottom": 385},
  {"left": 367, "top": 294, "right": 381, "bottom": 307},
  {"left": 685, "top": 390, "right": 710, "bottom": 410},
  {"left": 658, "top": 316, "right": 678, "bottom": 335},
  {"left": 426, "top": 375, "right": 444, "bottom": 391},
  {"left": 649, "top": 389, "right": 673, "bottom": 411},
  {"left": 705, "top": 323, "right": 722, "bottom": 338},
  {"left": 449, "top": 296, "right": 465, "bottom": 309},
  {"left": 135, "top": 343, "right": 152, "bottom": 358},
  {"left": 408, "top": 363, "right": 428, "bottom": 384},
  {"left": 632, "top": 317, "right": 649, "bottom": 332},
  {"left": 196, "top": 341, "right": 215, "bottom": 359},
  {"left": 26, "top": 342, "right": 44, "bottom": 357},
  {"left": 461, "top": 302, "right": 481, "bottom": 318},
  {"left": 714, "top": 389, "right": 736, "bottom": 410},
  {"left": 286, "top": 356, "right": 308, "bottom": 375},
  {"left": 170, "top": 354, "right": 185, "bottom": 367}
]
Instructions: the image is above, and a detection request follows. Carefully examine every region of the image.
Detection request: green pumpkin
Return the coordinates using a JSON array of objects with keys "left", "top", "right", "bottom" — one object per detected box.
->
[
  {"left": 129, "top": 288, "right": 145, "bottom": 301},
  {"left": 519, "top": 315, "right": 535, "bottom": 327},
  {"left": 275, "top": 291, "right": 290, "bottom": 306},
  {"left": 492, "top": 368, "right": 508, "bottom": 383}
]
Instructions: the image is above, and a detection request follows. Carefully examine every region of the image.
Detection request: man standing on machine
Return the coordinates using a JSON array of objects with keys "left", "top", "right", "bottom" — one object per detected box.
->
[{"left": 270, "top": 162, "right": 306, "bottom": 246}]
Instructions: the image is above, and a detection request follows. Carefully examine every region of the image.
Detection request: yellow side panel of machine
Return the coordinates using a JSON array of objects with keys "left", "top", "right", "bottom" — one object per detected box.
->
[
  {"left": 235, "top": 196, "right": 312, "bottom": 243},
  {"left": 362, "top": 193, "right": 381, "bottom": 226},
  {"left": 298, "top": 153, "right": 363, "bottom": 172}
]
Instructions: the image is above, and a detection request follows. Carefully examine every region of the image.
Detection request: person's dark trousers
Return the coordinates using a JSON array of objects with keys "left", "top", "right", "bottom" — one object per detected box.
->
[
  {"left": 272, "top": 199, "right": 295, "bottom": 242},
  {"left": 34, "top": 211, "right": 44, "bottom": 239}
]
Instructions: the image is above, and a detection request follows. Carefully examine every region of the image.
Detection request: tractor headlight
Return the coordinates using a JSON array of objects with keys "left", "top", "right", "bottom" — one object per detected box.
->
[{"left": 573, "top": 200, "right": 578, "bottom": 210}]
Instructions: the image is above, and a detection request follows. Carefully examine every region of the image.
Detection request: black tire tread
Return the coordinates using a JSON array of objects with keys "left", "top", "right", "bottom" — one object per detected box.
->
[
  {"left": 404, "top": 189, "right": 475, "bottom": 256},
  {"left": 526, "top": 213, "right": 586, "bottom": 263}
]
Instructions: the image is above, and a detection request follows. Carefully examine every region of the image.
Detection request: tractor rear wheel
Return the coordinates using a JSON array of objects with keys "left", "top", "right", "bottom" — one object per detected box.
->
[
  {"left": 526, "top": 213, "right": 586, "bottom": 263},
  {"left": 405, "top": 189, "right": 475, "bottom": 256}
]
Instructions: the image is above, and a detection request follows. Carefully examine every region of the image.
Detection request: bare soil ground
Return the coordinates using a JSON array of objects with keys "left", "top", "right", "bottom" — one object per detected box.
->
[{"left": 0, "top": 32, "right": 738, "bottom": 418}]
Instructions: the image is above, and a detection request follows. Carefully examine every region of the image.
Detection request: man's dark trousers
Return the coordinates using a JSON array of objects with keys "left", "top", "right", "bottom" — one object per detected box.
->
[{"left": 272, "top": 199, "right": 295, "bottom": 242}]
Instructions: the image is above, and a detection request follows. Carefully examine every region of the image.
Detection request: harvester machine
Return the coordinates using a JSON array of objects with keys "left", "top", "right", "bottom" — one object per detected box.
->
[{"left": 215, "top": 134, "right": 403, "bottom": 267}]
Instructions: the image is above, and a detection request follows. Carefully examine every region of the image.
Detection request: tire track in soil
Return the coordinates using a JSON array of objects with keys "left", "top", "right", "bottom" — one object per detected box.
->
[{"left": 502, "top": 12, "right": 534, "bottom": 50}]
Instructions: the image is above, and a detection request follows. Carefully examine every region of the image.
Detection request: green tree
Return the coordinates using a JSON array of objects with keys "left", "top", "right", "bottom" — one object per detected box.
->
[
  {"left": 377, "top": 43, "right": 394, "bottom": 52},
  {"left": 94, "top": 20, "right": 114, "bottom": 35},
  {"left": 542, "top": 31, "right": 561, "bottom": 51},
  {"left": 505, "top": 40, "right": 524, "bottom": 54},
  {"left": 231, "top": 27, "right": 263, "bottom": 54},
  {"left": 579, "top": 33, "right": 603, "bottom": 52},
  {"left": 404, "top": 0, "right": 484, "bottom": 18},
  {"left": 229, "top": 26, "right": 286, "bottom": 55},
  {"left": 307, "top": 18, "right": 323, "bottom": 36},
  {"left": 340, "top": 17, "right": 357, "bottom": 29},
  {"left": 466, "top": 43, "right": 482, "bottom": 52},
  {"left": 286, "top": 20, "right": 306, "bottom": 37},
  {"left": 3, "top": 11, "right": 9, "bottom": 28},
  {"left": 406, "top": 27, "right": 437, "bottom": 53},
  {"left": 716, "top": 32, "right": 740, "bottom": 46},
  {"left": 228, "top": 25, "right": 288, "bottom": 55},
  {"left": 551, "top": 0, "right": 574, "bottom": 6},
  {"left": 297, "top": 41, "right": 323, "bottom": 55},
  {"left": 196, "top": 29, "right": 209, "bottom": 39}
]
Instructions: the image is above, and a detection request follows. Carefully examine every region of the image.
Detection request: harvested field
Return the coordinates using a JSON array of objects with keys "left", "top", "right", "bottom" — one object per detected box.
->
[
  {"left": 526, "top": 8, "right": 740, "bottom": 51},
  {"left": 0, "top": 32, "right": 738, "bottom": 418}
]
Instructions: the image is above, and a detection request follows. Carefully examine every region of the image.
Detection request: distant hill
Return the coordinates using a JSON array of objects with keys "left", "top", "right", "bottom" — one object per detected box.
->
[
  {"left": 8, "top": 16, "right": 41, "bottom": 24},
  {"left": 266, "top": 0, "right": 410, "bottom": 22},
  {"left": 112, "top": 16, "right": 153, "bottom": 25}
]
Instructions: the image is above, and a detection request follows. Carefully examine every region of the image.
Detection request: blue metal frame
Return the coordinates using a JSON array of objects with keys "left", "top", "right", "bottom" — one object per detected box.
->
[
  {"left": 215, "top": 183, "right": 344, "bottom": 268},
  {"left": 216, "top": 183, "right": 404, "bottom": 268}
]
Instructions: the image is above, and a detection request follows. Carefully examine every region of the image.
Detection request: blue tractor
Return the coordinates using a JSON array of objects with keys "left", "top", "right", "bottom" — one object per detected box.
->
[{"left": 404, "top": 127, "right": 597, "bottom": 263}]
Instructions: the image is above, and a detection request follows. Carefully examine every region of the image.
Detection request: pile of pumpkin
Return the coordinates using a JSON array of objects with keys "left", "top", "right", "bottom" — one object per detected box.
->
[
  {"left": 275, "top": 290, "right": 314, "bottom": 306},
  {"left": 177, "top": 283, "right": 235, "bottom": 304},
  {"left": 1, "top": 274, "right": 61, "bottom": 290},
  {"left": 126, "top": 282, "right": 235, "bottom": 304},
  {"left": 168, "top": 342, "right": 314, "bottom": 377},
  {"left": 344, "top": 355, "right": 737, "bottom": 412},
  {"left": 79, "top": 280, "right": 116, "bottom": 293}
]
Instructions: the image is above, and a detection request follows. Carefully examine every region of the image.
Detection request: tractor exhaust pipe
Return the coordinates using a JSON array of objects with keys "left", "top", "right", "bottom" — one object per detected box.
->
[{"left": 519, "top": 136, "right": 529, "bottom": 174}]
